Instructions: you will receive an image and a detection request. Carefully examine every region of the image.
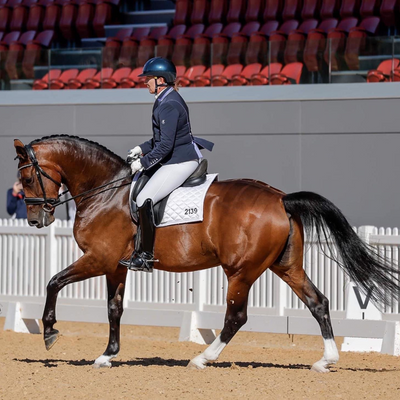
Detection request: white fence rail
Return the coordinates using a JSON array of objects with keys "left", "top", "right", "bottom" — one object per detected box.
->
[{"left": 0, "top": 220, "right": 399, "bottom": 354}]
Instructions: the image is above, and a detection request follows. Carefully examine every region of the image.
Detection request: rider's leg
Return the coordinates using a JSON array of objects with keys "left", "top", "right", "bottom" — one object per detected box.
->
[
  {"left": 130, "top": 160, "right": 199, "bottom": 271},
  {"left": 136, "top": 160, "right": 199, "bottom": 207}
]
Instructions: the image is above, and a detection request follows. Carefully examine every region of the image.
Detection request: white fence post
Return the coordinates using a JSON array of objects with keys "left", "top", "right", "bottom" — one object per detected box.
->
[
  {"left": 179, "top": 269, "right": 216, "bottom": 344},
  {"left": 3, "top": 302, "right": 40, "bottom": 334},
  {"left": 274, "top": 275, "right": 287, "bottom": 316},
  {"left": 45, "top": 223, "right": 58, "bottom": 284}
]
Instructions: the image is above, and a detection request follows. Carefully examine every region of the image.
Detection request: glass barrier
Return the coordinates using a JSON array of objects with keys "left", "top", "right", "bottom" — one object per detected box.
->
[
  {"left": 0, "top": 36, "right": 400, "bottom": 90},
  {"left": 328, "top": 36, "right": 395, "bottom": 84}
]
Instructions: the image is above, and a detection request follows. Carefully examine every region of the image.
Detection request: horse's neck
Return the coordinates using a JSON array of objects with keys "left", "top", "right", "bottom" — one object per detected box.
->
[{"left": 56, "top": 143, "right": 124, "bottom": 198}]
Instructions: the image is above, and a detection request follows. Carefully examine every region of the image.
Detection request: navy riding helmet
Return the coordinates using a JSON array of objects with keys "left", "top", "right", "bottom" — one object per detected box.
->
[{"left": 139, "top": 57, "right": 177, "bottom": 84}]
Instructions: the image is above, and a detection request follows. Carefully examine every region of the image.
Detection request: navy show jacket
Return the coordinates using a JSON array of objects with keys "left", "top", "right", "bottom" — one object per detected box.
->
[{"left": 139, "top": 87, "right": 213, "bottom": 170}]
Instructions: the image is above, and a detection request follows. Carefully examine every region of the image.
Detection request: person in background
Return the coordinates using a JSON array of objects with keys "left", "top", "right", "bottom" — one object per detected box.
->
[{"left": 7, "top": 173, "right": 27, "bottom": 219}]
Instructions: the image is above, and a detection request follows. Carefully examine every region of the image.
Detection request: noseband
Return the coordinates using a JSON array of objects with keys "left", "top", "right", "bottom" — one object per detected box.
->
[{"left": 18, "top": 144, "right": 61, "bottom": 212}]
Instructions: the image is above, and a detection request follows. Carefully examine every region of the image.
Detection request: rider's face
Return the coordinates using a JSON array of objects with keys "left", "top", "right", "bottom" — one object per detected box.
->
[{"left": 145, "top": 76, "right": 164, "bottom": 94}]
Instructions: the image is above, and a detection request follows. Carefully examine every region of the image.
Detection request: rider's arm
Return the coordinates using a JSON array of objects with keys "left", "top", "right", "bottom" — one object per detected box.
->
[
  {"left": 138, "top": 139, "right": 153, "bottom": 155},
  {"left": 140, "top": 103, "right": 179, "bottom": 170}
]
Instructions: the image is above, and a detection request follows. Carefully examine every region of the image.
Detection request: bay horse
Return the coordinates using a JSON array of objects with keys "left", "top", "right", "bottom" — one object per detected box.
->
[{"left": 14, "top": 135, "right": 400, "bottom": 372}]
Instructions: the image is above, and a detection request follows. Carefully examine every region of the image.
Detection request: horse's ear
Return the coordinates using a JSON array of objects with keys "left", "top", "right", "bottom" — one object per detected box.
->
[{"left": 14, "top": 139, "right": 27, "bottom": 160}]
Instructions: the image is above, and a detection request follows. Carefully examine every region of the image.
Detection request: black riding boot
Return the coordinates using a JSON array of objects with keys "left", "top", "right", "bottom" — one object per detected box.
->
[{"left": 128, "top": 199, "right": 156, "bottom": 272}]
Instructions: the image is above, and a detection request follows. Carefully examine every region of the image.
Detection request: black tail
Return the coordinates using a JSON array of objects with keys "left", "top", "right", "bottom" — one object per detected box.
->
[{"left": 283, "top": 191, "right": 400, "bottom": 306}]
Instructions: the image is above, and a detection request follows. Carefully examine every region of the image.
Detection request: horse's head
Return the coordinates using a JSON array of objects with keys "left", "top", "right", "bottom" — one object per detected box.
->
[{"left": 14, "top": 139, "right": 62, "bottom": 228}]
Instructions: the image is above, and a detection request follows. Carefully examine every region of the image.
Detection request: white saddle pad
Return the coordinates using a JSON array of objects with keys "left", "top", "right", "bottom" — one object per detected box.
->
[{"left": 157, "top": 173, "right": 218, "bottom": 227}]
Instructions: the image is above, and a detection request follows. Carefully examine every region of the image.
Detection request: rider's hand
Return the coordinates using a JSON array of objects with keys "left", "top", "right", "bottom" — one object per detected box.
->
[
  {"left": 130, "top": 158, "right": 143, "bottom": 175},
  {"left": 126, "top": 146, "right": 142, "bottom": 163}
]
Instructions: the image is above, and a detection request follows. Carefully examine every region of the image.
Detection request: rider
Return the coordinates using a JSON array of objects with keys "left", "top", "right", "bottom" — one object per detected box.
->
[{"left": 127, "top": 57, "right": 213, "bottom": 271}]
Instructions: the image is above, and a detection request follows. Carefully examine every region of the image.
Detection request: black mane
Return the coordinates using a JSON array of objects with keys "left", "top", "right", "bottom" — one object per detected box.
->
[{"left": 30, "top": 134, "right": 125, "bottom": 164}]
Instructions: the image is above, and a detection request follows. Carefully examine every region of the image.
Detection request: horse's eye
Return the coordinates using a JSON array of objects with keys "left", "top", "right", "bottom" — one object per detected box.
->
[{"left": 24, "top": 177, "right": 33, "bottom": 185}]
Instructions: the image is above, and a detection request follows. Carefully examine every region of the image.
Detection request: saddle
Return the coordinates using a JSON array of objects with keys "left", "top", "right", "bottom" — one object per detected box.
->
[{"left": 129, "top": 159, "right": 209, "bottom": 225}]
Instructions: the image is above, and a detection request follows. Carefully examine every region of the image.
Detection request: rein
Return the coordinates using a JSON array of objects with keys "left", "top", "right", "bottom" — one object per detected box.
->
[{"left": 18, "top": 144, "right": 131, "bottom": 213}]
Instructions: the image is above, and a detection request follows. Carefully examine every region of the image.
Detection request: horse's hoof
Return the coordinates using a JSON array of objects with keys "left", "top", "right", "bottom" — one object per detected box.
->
[
  {"left": 92, "top": 361, "right": 112, "bottom": 369},
  {"left": 44, "top": 330, "right": 60, "bottom": 351},
  {"left": 187, "top": 360, "right": 206, "bottom": 370},
  {"left": 311, "top": 362, "right": 330, "bottom": 373}
]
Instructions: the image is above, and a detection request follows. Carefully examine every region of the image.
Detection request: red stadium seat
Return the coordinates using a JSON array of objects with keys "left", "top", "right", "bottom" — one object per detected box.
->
[
  {"left": 4, "top": 30, "right": 35, "bottom": 79},
  {"left": 208, "top": 0, "right": 228, "bottom": 25},
  {"left": 250, "top": 62, "right": 282, "bottom": 85},
  {"left": 227, "top": 21, "right": 260, "bottom": 64},
  {"left": 101, "top": 67, "right": 131, "bottom": 89},
  {"left": 226, "top": 0, "right": 246, "bottom": 23},
  {"left": 340, "top": 0, "right": 362, "bottom": 19},
  {"left": 303, "top": 18, "right": 338, "bottom": 71},
  {"left": 230, "top": 63, "right": 262, "bottom": 85},
  {"left": 9, "top": 0, "right": 38, "bottom": 32},
  {"left": 0, "top": 0, "right": 23, "bottom": 32},
  {"left": 344, "top": 16, "right": 384, "bottom": 70},
  {"left": 93, "top": 0, "right": 120, "bottom": 38},
  {"left": 49, "top": 68, "right": 79, "bottom": 89},
  {"left": 301, "top": 0, "right": 322, "bottom": 20},
  {"left": 118, "top": 66, "right": 144, "bottom": 88},
  {"left": 27, "top": 0, "right": 54, "bottom": 32},
  {"left": 103, "top": 27, "right": 134, "bottom": 67},
  {"left": 76, "top": 0, "right": 96, "bottom": 39},
  {"left": 245, "top": 0, "right": 264, "bottom": 23},
  {"left": 269, "top": 19, "right": 300, "bottom": 63},
  {"left": 172, "top": 24, "right": 205, "bottom": 66},
  {"left": 380, "top": 0, "right": 400, "bottom": 30},
  {"left": 324, "top": 17, "right": 358, "bottom": 71},
  {"left": 282, "top": 0, "right": 302, "bottom": 21},
  {"left": 32, "top": 68, "right": 61, "bottom": 89},
  {"left": 190, "top": 24, "right": 223, "bottom": 66},
  {"left": 270, "top": 62, "right": 303, "bottom": 84},
  {"left": 191, "top": 0, "right": 209, "bottom": 24},
  {"left": 263, "top": 0, "right": 284, "bottom": 22},
  {"left": 176, "top": 65, "right": 207, "bottom": 87},
  {"left": 22, "top": 29, "right": 54, "bottom": 78},
  {"left": 284, "top": 19, "right": 319, "bottom": 64},
  {"left": 367, "top": 59, "right": 400, "bottom": 82},
  {"left": 360, "top": 0, "right": 381, "bottom": 18},
  {"left": 42, "top": 0, "right": 63, "bottom": 33},
  {"left": 173, "top": 0, "right": 192, "bottom": 25},
  {"left": 211, "top": 63, "right": 243, "bottom": 86},
  {"left": 193, "top": 64, "right": 224, "bottom": 86},
  {"left": 82, "top": 67, "right": 112, "bottom": 89},
  {"left": 210, "top": 22, "right": 241, "bottom": 64},
  {"left": 156, "top": 24, "right": 187, "bottom": 60},
  {"left": 59, "top": 0, "right": 79, "bottom": 41},
  {"left": 320, "top": 0, "right": 341, "bottom": 20},
  {"left": 0, "top": 31, "right": 21, "bottom": 51},
  {"left": 66, "top": 68, "right": 97, "bottom": 89}
]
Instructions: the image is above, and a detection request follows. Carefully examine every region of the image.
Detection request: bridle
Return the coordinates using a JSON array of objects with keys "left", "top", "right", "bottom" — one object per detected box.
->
[
  {"left": 18, "top": 144, "right": 131, "bottom": 213},
  {"left": 18, "top": 144, "right": 62, "bottom": 212}
]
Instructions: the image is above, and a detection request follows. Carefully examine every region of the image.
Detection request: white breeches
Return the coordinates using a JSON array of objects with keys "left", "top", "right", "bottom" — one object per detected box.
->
[{"left": 136, "top": 160, "right": 199, "bottom": 207}]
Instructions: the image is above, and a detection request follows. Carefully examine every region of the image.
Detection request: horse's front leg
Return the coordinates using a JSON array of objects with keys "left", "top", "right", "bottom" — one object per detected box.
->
[
  {"left": 42, "top": 254, "right": 104, "bottom": 350},
  {"left": 94, "top": 266, "right": 127, "bottom": 368},
  {"left": 188, "top": 276, "right": 251, "bottom": 369}
]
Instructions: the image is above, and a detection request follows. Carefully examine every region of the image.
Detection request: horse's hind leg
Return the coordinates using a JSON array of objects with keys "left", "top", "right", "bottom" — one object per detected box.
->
[
  {"left": 271, "top": 217, "right": 339, "bottom": 372},
  {"left": 94, "top": 266, "right": 127, "bottom": 368},
  {"left": 188, "top": 275, "right": 251, "bottom": 369}
]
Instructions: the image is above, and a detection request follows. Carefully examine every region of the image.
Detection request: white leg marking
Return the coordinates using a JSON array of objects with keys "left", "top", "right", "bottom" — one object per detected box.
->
[
  {"left": 311, "top": 338, "right": 340, "bottom": 373},
  {"left": 187, "top": 335, "right": 226, "bottom": 370},
  {"left": 93, "top": 354, "right": 118, "bottom": 368}
]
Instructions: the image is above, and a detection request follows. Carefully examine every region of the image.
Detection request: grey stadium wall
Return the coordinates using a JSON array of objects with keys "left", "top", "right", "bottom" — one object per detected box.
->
[{"left": 1, "top": 83, "right": 400, "bottom": 227}]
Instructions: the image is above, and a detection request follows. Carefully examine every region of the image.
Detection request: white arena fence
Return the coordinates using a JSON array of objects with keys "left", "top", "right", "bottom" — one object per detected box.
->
[{"left": 0, "top": 219, "right": 399, "bottom": 355}]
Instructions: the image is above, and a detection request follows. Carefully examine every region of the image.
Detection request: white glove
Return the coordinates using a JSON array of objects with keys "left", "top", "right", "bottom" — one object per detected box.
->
[
  {"left": 130, "top": 158, "right": 144, "bottom": 175},
  {"left": 126, "top": 146, "right": 142, "bottom": 163}
]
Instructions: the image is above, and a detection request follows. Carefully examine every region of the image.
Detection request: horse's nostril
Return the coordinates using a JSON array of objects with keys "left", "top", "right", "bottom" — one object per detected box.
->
[{"left": 29, "top": 219, "right": 39, "bottom": 226}]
